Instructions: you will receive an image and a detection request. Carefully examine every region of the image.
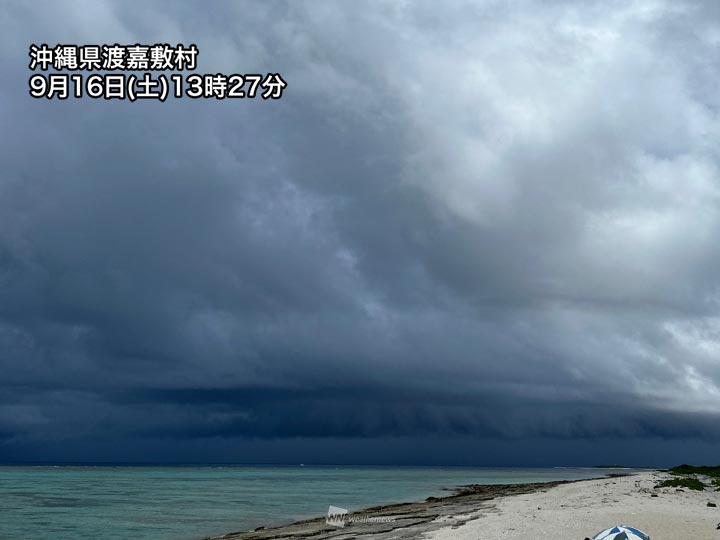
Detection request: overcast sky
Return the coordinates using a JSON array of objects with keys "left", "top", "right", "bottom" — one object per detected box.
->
[{"left": 0, "top": 0, "right": 719, "bottom": 466}]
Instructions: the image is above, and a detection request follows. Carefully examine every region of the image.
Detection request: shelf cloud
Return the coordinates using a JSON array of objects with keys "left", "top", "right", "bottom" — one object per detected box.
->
[{"left": 1, "top": 0, "right": 719, "bottom": 465}]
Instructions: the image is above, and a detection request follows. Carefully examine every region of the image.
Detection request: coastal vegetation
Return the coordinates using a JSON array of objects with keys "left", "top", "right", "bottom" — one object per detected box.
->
[{"left": 655, "top": 465, "right": 720, "bottom": 491}]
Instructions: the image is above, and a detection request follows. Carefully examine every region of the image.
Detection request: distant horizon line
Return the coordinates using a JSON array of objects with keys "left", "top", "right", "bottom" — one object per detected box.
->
[{"left": 0, "top": 461, "right": 657, "bottom": 469}]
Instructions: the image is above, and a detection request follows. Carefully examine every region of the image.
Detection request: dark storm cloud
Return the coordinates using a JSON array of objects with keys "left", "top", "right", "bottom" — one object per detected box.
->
[{"left": 0, "top": 0, "right": 719, "bottom": 464}]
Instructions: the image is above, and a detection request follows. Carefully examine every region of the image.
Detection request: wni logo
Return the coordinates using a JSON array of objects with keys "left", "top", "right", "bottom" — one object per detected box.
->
[{"left": 326, "top": 505, "right": 348, "bottom": 527}]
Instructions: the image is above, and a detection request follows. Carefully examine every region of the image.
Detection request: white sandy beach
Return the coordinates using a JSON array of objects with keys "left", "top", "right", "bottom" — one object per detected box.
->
[
  {"left": 428, "top": 472, "right": 720, "bottom": 540},
  {"left": 209, "top": 470, "right": 720, "bottom": 540}
]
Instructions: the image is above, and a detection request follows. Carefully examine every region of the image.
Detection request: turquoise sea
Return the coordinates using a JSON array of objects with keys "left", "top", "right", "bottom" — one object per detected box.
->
[{"left": 0, "top": 465, "right": 632, "bottom": 540}]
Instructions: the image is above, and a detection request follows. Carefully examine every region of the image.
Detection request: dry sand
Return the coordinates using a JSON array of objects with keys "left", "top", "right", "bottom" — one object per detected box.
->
[
  {"left": 428, "top": 471, "right": 720, "bottom": 540},
  {"left": 207, "top": 471, "right": 720, "bottom": 539}
]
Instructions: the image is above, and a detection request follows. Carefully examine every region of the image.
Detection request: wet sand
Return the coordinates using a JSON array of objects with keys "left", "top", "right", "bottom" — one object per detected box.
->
[
  {"left": 203, "top": 471, "right": 720, "bottom": 539},
  {"left": 429, "top": 470, "right": 720, "bottom": 540}
]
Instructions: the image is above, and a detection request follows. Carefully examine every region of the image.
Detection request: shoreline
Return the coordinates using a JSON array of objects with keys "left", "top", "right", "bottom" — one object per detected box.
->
[
  {"left": 204, "top": 470, "right": 720, "bottom": 540},
  {"left": 203, "top": 475, "right": 622, "bottom": 540}
]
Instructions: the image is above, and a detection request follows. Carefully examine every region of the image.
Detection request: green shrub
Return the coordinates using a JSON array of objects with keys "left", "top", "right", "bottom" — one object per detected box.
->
[
  {"left": 654, "top": 477, "right": 706, "bottom": 491},
  {"left": 669, "top": 465, "right": 720, "bottom": 479}
]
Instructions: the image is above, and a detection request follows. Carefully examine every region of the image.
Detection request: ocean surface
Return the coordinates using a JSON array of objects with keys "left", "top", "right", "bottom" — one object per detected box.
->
[{"left": 0, "top": 465, "right": 633, "bottom": 540}]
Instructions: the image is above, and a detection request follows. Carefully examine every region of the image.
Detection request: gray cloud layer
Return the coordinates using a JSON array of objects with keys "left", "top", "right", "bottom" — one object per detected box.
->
[{"left": 1, "top": 0, "right": 719, "bottom": 464}]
